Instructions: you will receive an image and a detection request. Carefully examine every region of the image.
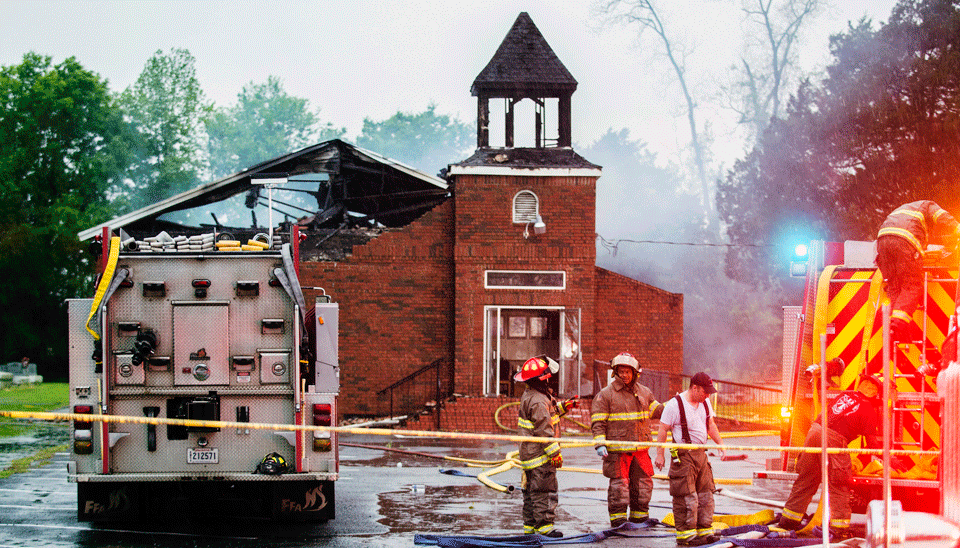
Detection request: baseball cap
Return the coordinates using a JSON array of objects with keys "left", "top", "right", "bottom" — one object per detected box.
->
[{"left": 690, "top": 372, "right": 717, "bottom": 394}]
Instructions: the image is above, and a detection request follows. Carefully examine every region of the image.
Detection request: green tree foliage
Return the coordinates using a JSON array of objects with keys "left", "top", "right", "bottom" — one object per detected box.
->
[
  {"left": 118, "top": 48, "right": 208, "bottom": 210},
  {"left": 206, "top": 76, "right": 345, "bottom": 179},
  {"left": 356, "top": 103, "right": 474, "bottom": 176},
  {"left": 718, "top": 0, "right": 960, "bottom": 285},
  {"left": 0, "top": 53, "right": 126, "bottom": 376}
]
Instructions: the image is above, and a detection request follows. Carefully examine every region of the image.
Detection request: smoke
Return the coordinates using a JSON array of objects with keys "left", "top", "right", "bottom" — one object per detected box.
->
[{"left": 584, "top": 129, "right": 784, "bottom": 382}]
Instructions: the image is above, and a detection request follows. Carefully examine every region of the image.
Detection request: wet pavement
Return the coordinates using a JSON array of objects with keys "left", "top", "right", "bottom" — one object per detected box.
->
[{"left": 0, "top": 430, "right": 799, "bottom": 547}]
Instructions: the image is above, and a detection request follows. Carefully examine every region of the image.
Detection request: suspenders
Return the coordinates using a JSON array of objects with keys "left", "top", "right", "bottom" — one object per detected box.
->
[{"left": 674, "top": 395, "right": 710, "bottom": 444}]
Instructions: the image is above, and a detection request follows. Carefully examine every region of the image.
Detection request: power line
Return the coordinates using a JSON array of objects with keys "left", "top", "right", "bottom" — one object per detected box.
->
[{"left": 596, "top": 234, "right": 772, "bottom": 255}]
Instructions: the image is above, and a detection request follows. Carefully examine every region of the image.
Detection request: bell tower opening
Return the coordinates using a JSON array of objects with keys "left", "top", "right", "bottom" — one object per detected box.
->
[{"left": 471, "top": 12, "right": 577, "bottom": 149}]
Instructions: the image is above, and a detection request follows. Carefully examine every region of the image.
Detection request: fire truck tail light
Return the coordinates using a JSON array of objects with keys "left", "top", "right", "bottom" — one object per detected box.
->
[
  {"left": 74, "top": 405, "right": 93, "bottom": 430},
  {"left": 313, "top": 437, "right": 332, "bottom": 452},
  {"left": 313, "top": 403, "right": 332, "bottom": 426},
  {"left": 780, "top": 406, "right": 792, "bottom": 420},
  {"left": 73, "top": 426, "right": 93, "bottom": 455}
]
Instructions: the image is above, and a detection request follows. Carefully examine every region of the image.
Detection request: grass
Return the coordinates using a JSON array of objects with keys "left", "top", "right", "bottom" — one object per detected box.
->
[
  {"left": 0, "top": 444, "right": 66, "bottom": 479},
  {"left": 0, "top": 382, "right": 70, "bottom": 438},
  {"left": 0, "top": 383, "right": 71, "bottom": 478}
]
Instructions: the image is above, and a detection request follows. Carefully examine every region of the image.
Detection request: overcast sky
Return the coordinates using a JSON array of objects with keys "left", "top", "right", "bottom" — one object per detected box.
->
[{"left": 2, "top": 0, "right": 898, "bottom": 165}]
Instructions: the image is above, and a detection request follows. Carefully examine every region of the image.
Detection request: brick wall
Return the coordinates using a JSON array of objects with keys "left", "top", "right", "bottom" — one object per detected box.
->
[
  {"left": 397, "top": 395, "right": 593, "bottom": 435},
  {"left": 594, "top": 267, "right": 683, "bottom": 378},
  {"left": 300, "top": 201, "right": 455, "bottom": 416},
  {"left": 453, "top": 174, "right": 598, "bottom": 397}
]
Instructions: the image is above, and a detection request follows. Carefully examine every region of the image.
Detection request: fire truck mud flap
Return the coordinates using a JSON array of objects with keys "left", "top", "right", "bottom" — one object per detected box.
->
[{"left": 77, "top": 480, "right": 335, "bottom": 522}]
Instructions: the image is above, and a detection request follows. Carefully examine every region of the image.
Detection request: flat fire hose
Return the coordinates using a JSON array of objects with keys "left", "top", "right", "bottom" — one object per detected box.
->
[{"left": 84, "top": 237, "right": 121, "bottom": 341}]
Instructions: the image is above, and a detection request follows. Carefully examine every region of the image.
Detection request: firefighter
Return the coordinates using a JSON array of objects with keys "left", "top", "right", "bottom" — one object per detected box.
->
[
  {"left": 515, "top": 355, "right": 564, "bottom": 538},
  {"left": 591, "top": 352, "right": 664, "bottom": 527},
  {"left": 777, "top": 373, "right": 908, "bottom": 539},
  {"left": 876, "top": 200, "right": 960, "bottom": 344},
  {"left": 655, "top": 372, "right": 725, "bottom": 546}
]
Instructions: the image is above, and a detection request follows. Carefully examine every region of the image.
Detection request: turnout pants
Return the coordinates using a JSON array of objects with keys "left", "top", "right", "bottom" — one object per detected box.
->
[
  {"left": 603, "top": 450, "right": 654, "bottom": 525},
  {"left": 782, "top": 423, "right": 852, "bottom": 530},
  {"left": 668, "top": 448, "right": 715, "bottom": 544},
  {"left": 876, "top": 235, "right": 924, "bottom": 335},
  {"left": 522, "top": 464, "right": 558, "bottom": 535}
]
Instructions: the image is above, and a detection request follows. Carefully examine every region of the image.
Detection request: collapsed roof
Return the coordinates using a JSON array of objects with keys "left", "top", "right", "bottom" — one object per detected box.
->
[{"left": 78, "top": 139, "right": 449, "bottom": 242}]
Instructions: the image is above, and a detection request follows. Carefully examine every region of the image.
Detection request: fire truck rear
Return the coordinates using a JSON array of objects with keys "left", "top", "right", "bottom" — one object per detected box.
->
[
  {"left": 780, "top": 240, "right": 948, "bottom": 513},
  {"left": 66, "top": 228, "right": 339, "bottom": 521}
]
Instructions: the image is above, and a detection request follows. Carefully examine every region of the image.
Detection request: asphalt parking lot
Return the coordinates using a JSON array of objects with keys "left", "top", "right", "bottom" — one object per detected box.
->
[{"left": 0, "top": 430, "right": 795, "bottom": 548}]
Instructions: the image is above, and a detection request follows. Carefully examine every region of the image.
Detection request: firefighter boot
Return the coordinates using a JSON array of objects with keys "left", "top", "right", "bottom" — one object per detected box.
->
[{"left": 777, "top": 516, "right": 802, "bottom": 531}]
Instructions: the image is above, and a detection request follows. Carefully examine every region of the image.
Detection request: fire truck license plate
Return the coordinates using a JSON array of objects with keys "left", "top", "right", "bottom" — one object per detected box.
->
[{"left": 187, "top": 448, "right": 218, "bottom": 464}]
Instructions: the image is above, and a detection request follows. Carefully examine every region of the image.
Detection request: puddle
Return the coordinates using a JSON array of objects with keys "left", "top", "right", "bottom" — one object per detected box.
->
[{"left": 377, "top": 483, "right": 521, "bottom": 534}]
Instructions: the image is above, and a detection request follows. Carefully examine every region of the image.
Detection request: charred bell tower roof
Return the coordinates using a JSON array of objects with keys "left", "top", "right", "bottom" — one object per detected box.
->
[{"left": 471, "top": 12, "right": 578, "bottom": 149}]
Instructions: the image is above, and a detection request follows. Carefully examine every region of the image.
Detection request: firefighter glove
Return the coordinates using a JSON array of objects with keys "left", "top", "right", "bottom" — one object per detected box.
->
[
  {"left": 550, "top": 452, "right": 563, "bottom": 468},
  {"left": 890, "top": 456, "right": 912, "bottom": 473},
  {"left": 596, "top": 446, "right": 608, "bottom": 458}
]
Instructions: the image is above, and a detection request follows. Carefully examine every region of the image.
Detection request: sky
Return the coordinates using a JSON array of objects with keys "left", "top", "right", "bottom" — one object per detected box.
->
[{"left": 1, "top": 0, "right": 898, "bottom": 166}]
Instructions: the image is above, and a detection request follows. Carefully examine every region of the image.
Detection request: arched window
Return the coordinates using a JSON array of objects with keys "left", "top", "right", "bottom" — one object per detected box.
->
[{"left": 513, "top": 190, "right": 539, "bottom": 223}]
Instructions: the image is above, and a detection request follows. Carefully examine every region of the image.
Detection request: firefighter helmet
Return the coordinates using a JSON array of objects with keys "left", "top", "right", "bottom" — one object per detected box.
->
[
  {"left": 514, "top": 355, "right": 560, "bottom": 382},
  {"left": 610, "top": 352, "right": 640, "bottom": 373},
  {"left": 857, "top": 373, "right": 891, "bottom": 399},
  {"left": 255, "top": 452, "right": 288, "bottom": 475}
]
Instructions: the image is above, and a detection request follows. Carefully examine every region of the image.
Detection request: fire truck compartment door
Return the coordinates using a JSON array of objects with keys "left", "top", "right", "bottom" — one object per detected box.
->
[{"left": 173, "top": 302, "right": 229, "bottom": 385}]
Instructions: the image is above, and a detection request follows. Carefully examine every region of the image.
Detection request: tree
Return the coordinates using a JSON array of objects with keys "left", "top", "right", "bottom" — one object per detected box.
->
[
  {"left": 718, "top": 0, "right": 960, "bottom": 285},
  {"left": 0, "top": 53, "right": 126, "bottom": 377},
  {"left": 119, "top": 48, "right": 209, "bottom": 209},
  {"left": 355, "top": 104, "right": 474, "bottom": 176},
  {"left": 723, "top": 0, "right": 823, "bottom": 143},
  {"left": 594, "top": 0, "right": 714, "bottom": 221},
  {"left": 206, "top": 76, "right": 345, "bottom": 179}
]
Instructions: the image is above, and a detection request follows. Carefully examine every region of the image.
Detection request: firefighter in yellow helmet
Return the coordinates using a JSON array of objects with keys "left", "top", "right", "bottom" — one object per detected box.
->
[
  {"left": 516, "top": 355, "right": 564, "bottom": 538},
  {"left": 877, "top": 201, "right": 960, "bottom": 344},
  {"left": 591, "top": 352, "right": 663, "bottom": 527},
  {"left": 778, "top": 373, "right": 908, "bottom": 539}
]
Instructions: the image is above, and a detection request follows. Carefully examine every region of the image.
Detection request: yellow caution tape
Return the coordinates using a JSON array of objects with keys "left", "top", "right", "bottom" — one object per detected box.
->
[{"left": 0, "top": 409, "right": 937, "bottom": 458}]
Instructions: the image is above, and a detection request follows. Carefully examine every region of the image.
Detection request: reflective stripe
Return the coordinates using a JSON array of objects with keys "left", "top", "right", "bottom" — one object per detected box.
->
[
  {"left": 544, "top": 442, "right": 560, "bottom": 456},
  {"left": 518, "top": 417, "right": 534, "bottom": 430},
  {"left": 781, "top": 507, "right": 804, "bottom": 521},
  {"left": 609, "top": 511, "right": 628, "bottom": 521},
  {"left": 892, "top": 309, "right": 913, "bottom": 322},
  {"left": 629, "top": 510, "right": 649, "bottom": 519},
  {"left": 593, "top": 435, "right": 606, "bottom": 443},
  {"left": 878, "top": 226, "right": 924, "bottom": 253},
  {"left": 550, "top": 415, "right": 560, "bottom": 426},
  {"left": 697, "top": 528, "right": 715, "bottom": 537},
  {"left": 830, "top": 518, "right": 850, "bottom": 528},
  {"left": 524, "top": 525, "right": 535, "bottom": 534},
  {"left": 592, "top": 411, "right": 649, "bottom": 421},
  {"left": 520, "top": 454, "right": 551, "bottom": 470},
  {"left": 536, "top": 523, "right": 555, "bottom": 534},
  {"left": 676, "top": 529, "right": 696, "bottom": 541}
]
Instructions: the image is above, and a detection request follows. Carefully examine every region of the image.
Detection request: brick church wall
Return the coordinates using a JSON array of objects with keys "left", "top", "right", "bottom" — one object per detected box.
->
[
  {"left": 594, "top": 267, "right": 683, "bottom": 381},
  {"left": 300, "top": 201, "right": 455, "bottom": 416},
  {"left": 453, "top": 174, "right": 598, "bottom": 397}
]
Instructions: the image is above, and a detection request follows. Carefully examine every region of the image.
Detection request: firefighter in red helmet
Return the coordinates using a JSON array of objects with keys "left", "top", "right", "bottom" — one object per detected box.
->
[
  {"left": 876, "top": 201, "right": 960, "bottom": 344},
  {"left": 591, "top": 352, "right": 664, "bottom": 527},
  {"left": 516, "top": 355, "right": 564, "bottom": 538}
]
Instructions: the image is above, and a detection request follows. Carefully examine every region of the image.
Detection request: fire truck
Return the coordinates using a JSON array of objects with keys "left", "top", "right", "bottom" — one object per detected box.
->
[
  {"left": 66, "top": 227, "right": 339, "bottom": 522},
  {"left": 780, "top": 240, "right": 952, "bottom": 513}
]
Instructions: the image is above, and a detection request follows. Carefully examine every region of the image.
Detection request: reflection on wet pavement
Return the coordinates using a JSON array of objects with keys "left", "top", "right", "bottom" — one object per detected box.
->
[{"left": 378, "top": 483, "right": 520, "bottom": 534}]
